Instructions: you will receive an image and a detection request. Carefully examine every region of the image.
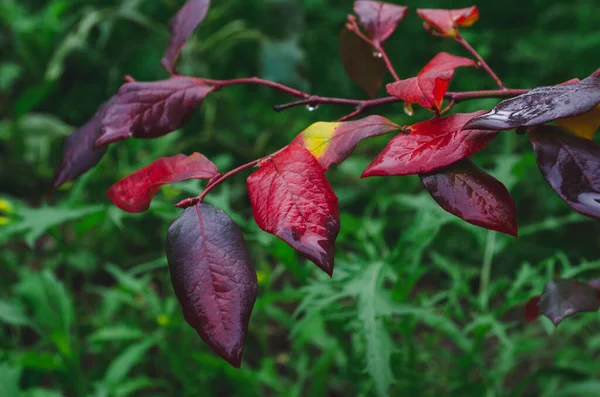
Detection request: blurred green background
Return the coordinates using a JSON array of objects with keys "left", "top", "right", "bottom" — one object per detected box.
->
[{"left": 1, "top": 0, "right": 600, "bottom": 396}]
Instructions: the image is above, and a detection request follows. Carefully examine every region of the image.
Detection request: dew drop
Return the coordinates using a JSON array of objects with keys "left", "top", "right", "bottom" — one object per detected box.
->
[
  {"left": 372, "top": 49, "right": 383, "bottom": 58},
  {"left": 403, "top": 102, "right": 414, "bottom": 116},
  {"left": 305, "top": 104, "right": 319, "bottom": 111}
]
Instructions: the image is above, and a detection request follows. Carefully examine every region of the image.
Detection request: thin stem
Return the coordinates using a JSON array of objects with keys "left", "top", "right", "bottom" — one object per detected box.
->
[
  {"left": 479, "top": 230, "right": 496, "bottom": 310},
  {"left": 455, "top": 34, "right": 504, "bottom": 89},
  {"left": 374, "top": 42, "right": 401, "bottom": 81},
  {"left": 195, "top": 77, "right": 309, "bottom": 99}
]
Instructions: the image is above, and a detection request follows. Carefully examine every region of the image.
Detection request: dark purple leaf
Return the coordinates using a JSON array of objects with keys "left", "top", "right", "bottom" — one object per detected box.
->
[
  {"left": 529, "top": 125, "right": 600, "bottom": 221},
  {"left": 537, "top": 279, "right": 600, "bottom": 326},
  {"left": 166, "top": 203, "right": 257, "bottom": 367},
  {"left": 95, "top": 77, "right": 213, "bottom": 146},
  {"left": 420, "top": 159, "right": 518, "bottom": 236},
  {"left": 162, "top": 0, "right": 211, "bottom": 74},
  {"left": 465, "top": 76, "right": 600, "bottom": 130}
]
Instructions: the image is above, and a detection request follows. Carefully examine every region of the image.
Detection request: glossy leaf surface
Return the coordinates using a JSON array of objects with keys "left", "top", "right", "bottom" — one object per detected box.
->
[
  {"left": 353, "top": 1, "right": 408, "bottom": 44},
  {"left": 96, "top": 77, "right": 213, "bottom": 146},
  {"left": 419, "top": 52, "right": 477, "bottom": 75},
  {"left": 465, "top": 76, "right": 600, "bottom": 131},
  {"left": 416, "top": 6, "right": 479, "bottom": 37},
  {"left": 166, "top": 203, "right": 257, "bottom": 367},
  {"left": 339, "top": 27, "right": 386, "bottom": 98},
  {"left": 50, "top": 100, "right": 112, "bottom": 193},
  {"left": 362, "top": 112, "right": 497, "bottom": 177},
  {"left": 162, "top": 0, "right": 211, "bottom": 74},
  {"left": 247, "top": 144, "right": 340, "bottom": 275},
  {"left": 420, "top": 159, "right": 517, "bottom": 236},
  {"left": 107, "top": 153, "right": 218, "bottom": 213},
  {"left": 291, "top": 115, "right": 401, "bottom": 170},
  {"left": 529, "top": 125, "right": 600, "bottom": 221}
]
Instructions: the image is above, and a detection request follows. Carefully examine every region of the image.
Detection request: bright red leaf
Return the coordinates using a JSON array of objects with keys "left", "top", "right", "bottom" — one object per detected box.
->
[
  {"left": 419, "top": 159, "right": 517, "bottom": 236},
  {"left": 419, "top": 52, "right": 477, "bottom": 75},
  {"left": 529, "top": 125, "right": 600, "bottom": 221},
  {"left": 95, "top": 77, "right": 213, "bottom": 147},
  {"left": 166, "top": 203, "right": 257, "bottom": 368},
  {"left": 353, "top": 1, "right": 408, "bottom": 44},
  {"left": 362, "top": 112, "right": 498, "bottom": 177},
  {"left": 107, "top": 153, "right": 218, "bottom": 213},
  {"left": 416, "top": 6, "right": 479, "bottom": 37},
  {"left": 162, "top": 0, "right": 211, "bottom": 74},
  {"left": 247, "top": 144, "right": 340, "bottom": 276}
]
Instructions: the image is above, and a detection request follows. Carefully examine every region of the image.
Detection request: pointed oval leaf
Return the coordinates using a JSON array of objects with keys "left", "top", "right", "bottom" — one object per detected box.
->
[
  {"left": 529, "top": 125, "right": 600, "bottom": 221},
  {"left": 107, "top": 153, "right": 218, "bottom": 213},
  {"left": 247, "top": 144, "right": 340, "bottom": 275},
  {"left": 416, "top": 6, "right": 479, "bottom": 37},
  {"left": 353, "top": 1, "right": 408, "bottom": 44},
  {"left": 339, "top": 27, "right": 386, "bottom": 98},
  {"left": 418, "top": 52, "right": 477, "bottom": 75},
  {"left": 96, "top": 77, "right": 213, "bottom": 146},
  {"left": 419, "top": 159, "right": 517, "bottom": 236},
  {"left": 362, "top": 112, "right": 498, "bottom": 177},
  {"left": 465, "top": 76, "right": 600, "bottom": 131},
  {"left": 161, "top": 0, "right": 211, "bottom": 74},
  {"left": 291, "top": 115, "right": 401, "bottom": 170},
  {"left": 166, "top": 203, "right": 257, "bottom": 368},
  {"left": 386, "top": 72, "right": 452, "bottom": 111},
  {"left": 538, "top": 279, "right": 600, "bottom": 326},
  {"left": 49, "top": 99, "right": 113, "bottom": 193}
]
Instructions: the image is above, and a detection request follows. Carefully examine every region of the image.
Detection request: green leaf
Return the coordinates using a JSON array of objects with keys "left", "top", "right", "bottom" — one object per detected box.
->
[
  {"left": 103, "top": 337, "right": 156, "bottom": 386},
  {"left": 0, "top": 363, "right": 21, "bottom": 397},
  {"left": 87, "top": 326, "right": 145, "bottom": 344},
  {"left": 0, "top": 299, "right": 33, "bottom": 328}
]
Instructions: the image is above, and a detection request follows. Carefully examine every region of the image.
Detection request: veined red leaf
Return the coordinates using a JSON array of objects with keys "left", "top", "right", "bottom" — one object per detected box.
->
[
  {"left": 416, "top": 6, "right": 479, "bottom": 37},
  {"left": 529, "top": 125, "right": 600, "bottom": 221},
  {"left": 464, "top": 76, "right": 600, "bottom": 131},
  {"left": 419, "top": 159, "right": 517, "bottom": 236},
  {"left": 162, "top": 0, "right": 211, "bottom": 74},
  {"left": 291, "top": 115, "right": 401, "bottom": 170},
  {"left": 353, "top": 1, "right": 408, "bottom": 44},
  {"left": 362, "top": 112, "right": 497, "bottom": 177},
  {"left": 96, "top": 77, "right": 213, "bottom": 147},
  {"left": 339, "top": 27, "right": 386, "bottom": 98},
  {"left": 166, "top": 203, "right": 257, "bottom": 368},
  {"left": 107, "top": 153, "right": 218, "bottom": 213},
  {"left": 49, "top": 99, "right": 113, "bottom": 193},
  {"left": 247, "top": 144, "right": 340, "bottom": 275},
  {"left": 524, "top": 279, "right": 600, "bottom": 326},
  {"left": 419, "top": 52, "right": 477, "bottom": 75}
]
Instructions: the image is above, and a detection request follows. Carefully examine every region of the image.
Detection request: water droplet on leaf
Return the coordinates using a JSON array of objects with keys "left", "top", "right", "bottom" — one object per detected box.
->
[
  {"left": 372, "top": 49, "right": 383, "bottom": 58},
  {"left": 404, "top": 102, "right": 414, "bottom": 116},
  {"left": 305, "top": 104, "right": 319, "bottom": 111}
]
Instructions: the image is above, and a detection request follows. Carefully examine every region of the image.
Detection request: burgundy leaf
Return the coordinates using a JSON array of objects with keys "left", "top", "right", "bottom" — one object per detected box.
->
[
  {"left": 166, "top": 203, "right": 257, "bottom": 368},
  {"left": 419, "top": 159, "right": 518, "bottom": 236},
  {"left": 162, "top": 0, "right": 211, "bottom": 74},
  {"left": 107, "top": 153, "right": 218, "bottom": 213},
  {"left": 95, "top": 77, "right": 213, "bottom": 146},
  {"left": 49, "top": 99, "right": 113, "bottom": 193},
  {"left": 362, "top": 112, "right": 497, "bottom": 177},
  {"left": 247, "top": 144, "right": 340, "bottom": 275},
  {"left": 529, "top": 125, "right": 600, "bottom": 221},
  {"left": 465, "top": 76, "right": 600, "bottom": 131},
  {"left": 524, "top": 296, "right": 541, "bottom": 321},
  {"left": 353, "top": 1, "right": 408, "bottom": 44},
  {"left": 339, "top": 26, "right": 386, "bottom": 98}
]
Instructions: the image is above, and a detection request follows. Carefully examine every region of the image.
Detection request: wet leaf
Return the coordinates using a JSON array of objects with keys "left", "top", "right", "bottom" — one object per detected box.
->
[
  {"left": 107, "top": 153, "right": 218, "bottom": 213},
  {"left": 419, "top": 159, "right": 517, "bottom": 236},
  {"left": 416, "top": 6, "right": 479, "bottom": 37},
  {"left": 166, "top": 204, "right": 257, "bottom": 368},
  {"left": 247, "top": 144, "right": 340, "bottom": 275},
  {"left": 464, "top": 76, "right": 600, "bottom": 131},
  {"left": 339, "top": 27, "right": 386, "bottom": 98},
  {"left": 362, "top": 112, "right": 497, "bottom": 177},
  {"left": 96, "top": 77, "right": 213, "bottom": 146},
  {"left": 353, "top": 1, "right": 408, "bottom": 44},
  {"left": 162, "top": 0, "right": 211, "bottom": 74},
  {"left": 291, "top": 115, "right": 401, "bottom": 170},
  {"left": 529, "top": 125, "right": 600, "bottom": 221}
]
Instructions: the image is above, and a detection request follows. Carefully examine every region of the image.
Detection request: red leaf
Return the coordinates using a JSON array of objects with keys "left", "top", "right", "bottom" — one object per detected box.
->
[
  {"left": 96, "top": 77, "right": 213, "bottom": 147},
  {"left": 162, "top": 0, "right": 211, "bottom": 74},
  {"left": 524, "top": 296, "right": 541, "bottom": 321},
  {"left": 420, "top": 159, "right": 518, "bottom": 236},
  {"left": 166, "top": 203, "right": 257, "bottom": 368},
  {"left": 529, "top": 125, "right": 600, "bottom": 221},
  {"left": 419, "top": 52, "right": 477, "bottom": 75},
  {"left": 247, "top": 144, "right": 340, "bottom": 275},
  {"left": 107, "top": 153, "right": 218, "bottom": 213},
  {"left": 339, "top": 27, "right": 386, "bottom": 98},
  {"left": 49, "top": 99, "right": 113, "bottom": 193},
  {"left": 291, "top": 115, "right": 401, "bottom": 170},
  {"left": 362, "top": 112, "right": 497, "bottom": 177},
  {"left": 416, "top": 6, "right": 479, "bottom": 37},
  {"left": 353, "top": 1, "right": 408, "bottom": 44}
]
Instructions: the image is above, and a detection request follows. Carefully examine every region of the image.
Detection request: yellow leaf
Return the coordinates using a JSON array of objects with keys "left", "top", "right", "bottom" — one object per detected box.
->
[
  {"left": 556, "top": 104, "right": 600, "bottom": 140},
  {"left": 300, "top": 122, "right": 341, "bottom": 159}
]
